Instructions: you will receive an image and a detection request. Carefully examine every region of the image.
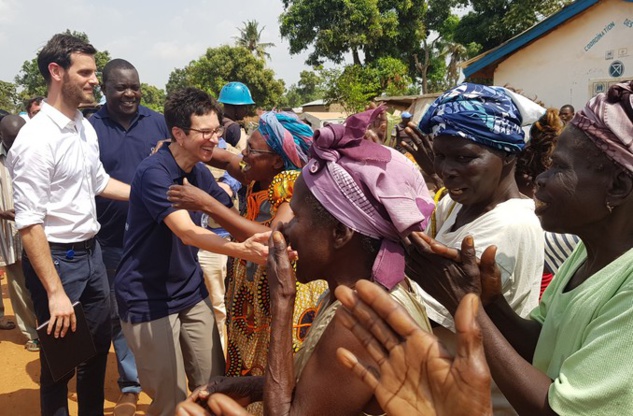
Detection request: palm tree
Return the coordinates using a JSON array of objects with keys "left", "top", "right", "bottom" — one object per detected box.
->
[{"left": 235, "top": 20, "right": 275, "bottom": 60}]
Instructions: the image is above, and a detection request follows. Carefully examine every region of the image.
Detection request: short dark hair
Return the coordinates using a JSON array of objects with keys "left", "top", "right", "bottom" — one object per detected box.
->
[
  {"left": 37, "top": 33, "right": 97, "bottom": 85},
  {"left": 560, "top": 104, "right": 575, "bottom": 113},
  {"left": 102, "top": 58, "right": 137, "bottom": 86},
  {"left": 164, "top": 87, "right": 223, "bottom": 139},
  {"left": 26, "top": 96, "right": 44, "bottom": 112},
  {"left": 0, "top": 109, "right": 10, "bottom": 123}
]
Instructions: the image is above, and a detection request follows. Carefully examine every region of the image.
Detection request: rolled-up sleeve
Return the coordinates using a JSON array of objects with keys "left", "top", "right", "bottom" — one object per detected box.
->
[
  {"left": 94, "top": 160, "right": 110, "bottom": 195},
  {"left": 8, "top": 141, "right": 54, "bottom": 230}
]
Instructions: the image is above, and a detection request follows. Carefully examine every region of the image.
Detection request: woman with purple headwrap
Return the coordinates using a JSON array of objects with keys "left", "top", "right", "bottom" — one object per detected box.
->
[
  {"left": 168, "top": 111, "right": 327, "bottom": 385},
  {"left": 409, "top": 81, "right": 633, "bottom": 415},
  {"left": 178, "top": 108, "right": 436, "bottom": 415}
]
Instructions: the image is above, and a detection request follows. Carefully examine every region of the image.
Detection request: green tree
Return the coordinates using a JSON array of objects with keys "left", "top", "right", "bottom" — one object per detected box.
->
[
  {"left": 166, "top": 45, "right": 285, "bottom": 109},
  {"left": 14, "top": 29, "right": 111, "bottom": 103},
  {"left": 280, "top": 0, "right": 426, "bottom": 70},
  {"left": 283, "top": 70, "right": 326, "bottom": 108},
  {"left": 455, "top": 0, "right": 572, "bottom": 52},
  {"left": 0, "top": 80, "right": 20, "bottom": 113},
  {"left": 235, "top": 20, "right": 276, "bottom": 60},
  {"left": 413, "top": 12, "right": 482, "bottom": 93},
  {"left": 324, "top": 57, "right": 413, "bottom": 112},
  {"left": 280, "top": 0, "right": 474, "bottom": 93},
  {"left": 140, "top": 83, "right": 166, "bottom": 113}
]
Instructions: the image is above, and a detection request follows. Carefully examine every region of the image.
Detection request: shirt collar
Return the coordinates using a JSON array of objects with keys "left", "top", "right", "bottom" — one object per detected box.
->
[
  {"left": 158, "top": 144, "right": 189, "bottom": 181},
  {"left": 40, "top": 101, "right": 83, "bottom": 130},
  {"left": 0, "top": 144, "right": 8, "bottom": 158},
  {"left": 93, "top": 104, "right": 151, "bottom": 121}
]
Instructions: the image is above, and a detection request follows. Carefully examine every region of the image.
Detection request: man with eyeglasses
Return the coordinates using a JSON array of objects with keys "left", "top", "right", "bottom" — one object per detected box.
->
[
  {"left": 89, "top": 58, "right": 170, "bottom": 416},
  {"left": 113, "top": 87, "right": 267, "bottom": 416}
]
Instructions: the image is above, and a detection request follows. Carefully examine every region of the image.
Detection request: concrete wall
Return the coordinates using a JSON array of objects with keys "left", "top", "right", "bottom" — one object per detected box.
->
[{"left": 494, "top": 0, "right": 633, "bottom": 110}]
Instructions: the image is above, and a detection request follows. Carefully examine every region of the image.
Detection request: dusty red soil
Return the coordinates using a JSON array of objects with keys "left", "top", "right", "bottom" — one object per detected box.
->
[{"left": 0, "top": 271, "right": 152, "bottom": 415}]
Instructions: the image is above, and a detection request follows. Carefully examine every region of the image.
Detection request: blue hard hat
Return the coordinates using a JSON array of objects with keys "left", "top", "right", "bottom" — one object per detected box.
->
[
  {"left": 402, "top": 111, "right": 412, "bottom": 118},
  {"left": 217, "top": 82, "right": 255, "bottom": 105}
]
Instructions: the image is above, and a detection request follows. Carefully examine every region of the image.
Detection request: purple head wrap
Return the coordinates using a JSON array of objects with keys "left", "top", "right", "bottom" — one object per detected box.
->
[
  {"left": 302, "top": 106, "right": 435, "bottom": 290},
  {"left": 570, "top": 81, "right": 633, "bottom": 173}
]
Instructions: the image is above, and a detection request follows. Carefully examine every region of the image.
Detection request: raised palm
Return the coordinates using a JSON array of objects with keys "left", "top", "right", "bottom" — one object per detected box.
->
[{"left": 335, "top": 281, "right": 491, "bottom": 416}]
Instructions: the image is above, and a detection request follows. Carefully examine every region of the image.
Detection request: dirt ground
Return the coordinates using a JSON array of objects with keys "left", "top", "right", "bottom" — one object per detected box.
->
[{"left": 0, "top": 271, "right": 152, "bottom": 415}]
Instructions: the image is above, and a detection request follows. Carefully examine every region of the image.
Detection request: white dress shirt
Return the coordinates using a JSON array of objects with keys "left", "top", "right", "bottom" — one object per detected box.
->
[{"left": 8, "top": 102, "right": 110, "bottom": 243}]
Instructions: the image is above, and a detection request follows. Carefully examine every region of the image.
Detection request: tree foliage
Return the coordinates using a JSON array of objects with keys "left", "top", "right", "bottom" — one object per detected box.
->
[
  {"left": 166, "top": 45, "right": 285, "bottom": 109},
  {"left": 416, "top": 13, "right": 482, "bottom": 93},
  {"left": 283, "top": 70, "right": 327, "bottom": 108},
  {"left": 280, "top": 0, "right": 567, "bottom": 93},
  {"left": 280, "top": 0, "right": 426, "bottom": 70},
  {"left": 13, "top": 29, "right": 111, "bottom": 103},
  {"left": 0, "top": 80, "right": 20, "bottom": 113},
  {"left": 235, "top": 20, "right": 276, "bottom": 60},
  {"left": 140, "top": 83, "right": 166, "bottom": 113},
  {"left": 455, "top": 0, "right": 572, "bottom": 51},
  {"left": 280, "top": 0, "right": 479, "bottom": 94},
  {"left": 324, "top": 57, "right": 413, "bottom": 112}
]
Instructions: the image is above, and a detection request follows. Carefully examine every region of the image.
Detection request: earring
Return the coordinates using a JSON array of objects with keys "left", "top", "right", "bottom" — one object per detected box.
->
[{"left": 606, "top": 201, "right": 614, "bottom": 213}]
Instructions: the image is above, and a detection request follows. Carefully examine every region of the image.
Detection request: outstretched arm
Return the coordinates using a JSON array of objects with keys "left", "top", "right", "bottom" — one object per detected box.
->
[
  {"left": 99, "top": 177, "right": 130, "bottom": 201},
  {"left": 207, "top": 148, "right": 247, "bottom": 184},
  {"left": 168, "top": 179, "right": 295, "bottom": 242},
  {"left": 168, "top": 178, "right": 268, "bottom": 241},
  {"left": 164, "top": 209, "right": 268, "bottom": 264},
  {"left": 475, "top": 308, "right": 555, "bottom": 415}
]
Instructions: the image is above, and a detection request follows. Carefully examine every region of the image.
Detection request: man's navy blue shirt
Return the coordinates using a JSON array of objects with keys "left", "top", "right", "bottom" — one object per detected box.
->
[
  {"left": 114, "top": 145, "right": 233, "bottom": 324},
  {"left": 90, "top": 105, "right": 170, "bottom": 248}
]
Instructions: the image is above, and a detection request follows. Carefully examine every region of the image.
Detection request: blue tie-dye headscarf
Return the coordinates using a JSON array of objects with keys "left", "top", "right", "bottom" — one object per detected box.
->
[
  {"left": 419, "top": 83, "right": 544, "bottom": 154},
  {"left": 258, "top": 111, "right": 313, "bottom": 170}
]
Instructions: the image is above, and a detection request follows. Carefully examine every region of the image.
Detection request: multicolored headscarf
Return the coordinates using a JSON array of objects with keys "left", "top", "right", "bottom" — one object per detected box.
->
[
  {"left": 419, "top": 83, "right": 545, "bottom": 153},
  {"left": 258, "top": 111, "right": 313, "bottom": 170},
  {"left": 302, "top": 107, "right": 435, "bottom": 290},
  {"left": 571, "top": 81, "right": 633, "bottom": 174}
]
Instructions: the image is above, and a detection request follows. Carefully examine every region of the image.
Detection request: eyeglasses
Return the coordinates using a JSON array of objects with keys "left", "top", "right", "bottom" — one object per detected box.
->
[
  {"left": 246, "top": 142, "right": 276, "bottom": 155},
  {"left": 181, "top": 126, "right": 224, "bottom": 139}
]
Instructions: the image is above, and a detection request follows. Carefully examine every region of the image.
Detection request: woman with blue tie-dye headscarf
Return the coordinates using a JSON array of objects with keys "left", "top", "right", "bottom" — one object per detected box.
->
[
  {"left": 419, "top": 83, "right": 545, "bottom": 153},
  {"left": 219, "top": 111, "right": 328, "bottom": 381},
  {"left": 257, "top": 111, "right": 313, "bottom": 170},
  {"left": 410, "top": 82, "right": 547, "bottom": 414}
]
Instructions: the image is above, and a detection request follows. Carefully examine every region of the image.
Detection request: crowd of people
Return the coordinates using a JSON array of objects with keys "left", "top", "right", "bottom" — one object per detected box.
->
[{"left": 0, "top": 31, "right": 632, "bottom": 416}]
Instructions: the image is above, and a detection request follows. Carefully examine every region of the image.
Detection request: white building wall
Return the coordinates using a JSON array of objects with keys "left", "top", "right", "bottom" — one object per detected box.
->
[{"left": 494, "top": 0, "right": 633, "bottom": 110}]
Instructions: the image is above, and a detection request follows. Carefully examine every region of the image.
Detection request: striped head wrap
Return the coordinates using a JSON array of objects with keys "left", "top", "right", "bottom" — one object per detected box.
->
[
  {"left": 570, "top": 80, "right": 633, "bottom": 174},
  {"left": 258, "top": 111, "right": 313, "bottom": 170},
  {"left": 419, "top": 83, "right": 545, "bottom": 153}
]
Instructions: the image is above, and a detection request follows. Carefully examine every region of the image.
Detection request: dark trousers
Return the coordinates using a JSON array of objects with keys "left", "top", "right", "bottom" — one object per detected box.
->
[{"left": 24, "top": 241, "right": 111, "bottom": 416}]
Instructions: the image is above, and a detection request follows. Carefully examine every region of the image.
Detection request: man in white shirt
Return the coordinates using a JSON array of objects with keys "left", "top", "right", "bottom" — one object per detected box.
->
[{"left": 8, "top": 33, "right": 130, "bottom": 416}]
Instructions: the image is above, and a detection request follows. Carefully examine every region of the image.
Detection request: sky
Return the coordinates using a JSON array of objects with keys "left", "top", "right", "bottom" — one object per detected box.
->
[{"left": 0, "top": 0, "right": 327, "bottom": 91}]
